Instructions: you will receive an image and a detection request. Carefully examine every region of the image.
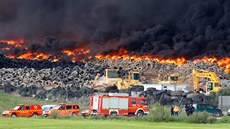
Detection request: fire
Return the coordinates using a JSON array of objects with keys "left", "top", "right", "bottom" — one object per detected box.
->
[
  {"left": 193, "top": 56, "right": 230, "bottom": 73},
  {"left": 0, "top": 39, "right": 229, "bottom": 74},
  {"left": 0, "top": 38, "right": 25, "bottom": 47},
  {"left": 61, "top": 48, "right": 91, "bottom": 61},
  {"left": 95, "top": 48, "right": 187, "bottom": 66},
  {"left": 7, "top": 51, "right": 57, "bottom": 62}
]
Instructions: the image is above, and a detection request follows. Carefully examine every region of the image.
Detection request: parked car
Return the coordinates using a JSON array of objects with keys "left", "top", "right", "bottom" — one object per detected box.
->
[
  {"left": 193, "top": 104, "right": 223, "bottom": 117},
  {"left": 228, "top": 108, "right": 230, "bottom": 116},
  {"left": 42, "top": 105, "right": 57, "bottom": 115},
  {"left": 43, "top": 104, "right": 80, "bottom": 117}
]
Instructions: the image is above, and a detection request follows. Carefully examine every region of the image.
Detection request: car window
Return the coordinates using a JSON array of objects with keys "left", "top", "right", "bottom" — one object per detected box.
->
[
  {"left": 73, "top": 105, "right": 79, "bottom": 109},
  {"left": 132, "top": 99, "right": 136, "bottom": 104},
  {"left": 26, "top": 106, "right": 30, "bottom": 110},
  {"left": 59, "top": 106, "right": 65, "bottom": 110},
  {"left": 13, "top": 106, "right": 21, "bottom": 110},
  {"left": 141, "top": 100, "right": 148, "bottom": 105},
  {"left": 66, "top": 105, "right": 72, "bottom": 110}
]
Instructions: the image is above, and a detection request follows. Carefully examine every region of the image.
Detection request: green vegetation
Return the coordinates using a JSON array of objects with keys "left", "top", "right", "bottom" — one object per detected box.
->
[
  {"left": 1, "top": 117, "right": 230, "bottom": 129},
  {"left": 0, "top": 91, "right": 53, "bottom": 113},
  {"left": 219, "top": 87, "right": 230, "bottom": 96},
  {"left": 0, "top": 91, "right": 89, "bottom": 113},
  {"left": 1, "top": 92, "right": 230, "bottom": 129}
]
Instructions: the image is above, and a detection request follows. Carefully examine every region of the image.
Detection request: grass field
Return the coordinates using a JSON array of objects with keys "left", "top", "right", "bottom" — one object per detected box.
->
[
  {"left": 0, "top": 91, "right": 89, "bottom": 113},
  {"left": 0, "top": 91, "right": 55, "bottom": 113},
  {"left": 0, "top": 117, "right": 230, "bottom": 129}
]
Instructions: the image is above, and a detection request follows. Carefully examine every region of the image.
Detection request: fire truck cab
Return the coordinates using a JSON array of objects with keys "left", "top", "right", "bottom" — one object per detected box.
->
[
  {"left": 82, "top": 93, "right": 148, "bottom": 117},
  {"left": 2, "top": 104, "right": 42, "bottom": 117}
]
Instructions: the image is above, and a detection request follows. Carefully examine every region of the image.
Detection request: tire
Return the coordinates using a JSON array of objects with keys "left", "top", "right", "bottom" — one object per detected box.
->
[
  {"left": 105, "top": 86, "right": 117, "bottom": 92},
  {"left": 136, "top": 111, "right": 144, "bottom": 117},
  {"left": 71, "top": 112, "right": 77, "bottom": 117},
  {"left": 110, "top": 111, "right": 118, "bottom": 116},
  {"left": 32, "top": 113, "right": 38, "bottom": 117},
  {"left": 109, "top": 90, "right": 119, "bottom": 93},
  {"left": 214, "top": 112, "right": 221, "bottom": 117},
  {"left": 11, "top": 114, "right": 17, "bottom": 118},
  {"left": 171, "top": 91, "right": 184, "bottom": 96}
]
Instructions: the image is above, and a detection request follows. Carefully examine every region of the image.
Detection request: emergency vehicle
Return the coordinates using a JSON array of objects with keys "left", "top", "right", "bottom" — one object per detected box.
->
[
  {"left": 2, "top": 104, "right": 42, "bottom": 117},
  {"left": 43, "top": 103, "right": 80, "bottom": 117},
  {"left": 82, "top": 93, "right": 149, "bottom": 117}
]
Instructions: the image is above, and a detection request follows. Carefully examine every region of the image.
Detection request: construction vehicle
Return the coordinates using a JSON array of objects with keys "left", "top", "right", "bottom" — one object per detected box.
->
[
  {"left": 158, "top": 73, "right": 182, "bottom": 84},
  {"left": 192, "top": 69, "right": 221, "bottom": 94},
  {"left": 93, "top": 69, "right": 142, "bottom": 90},
  {"left": 2, "top": 104, "right": 42, "bottom": 117},
  {"left": 81, "top": 93, "right": 148, "bottom": 117}
]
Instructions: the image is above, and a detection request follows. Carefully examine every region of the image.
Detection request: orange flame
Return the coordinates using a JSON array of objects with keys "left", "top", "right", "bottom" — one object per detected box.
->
[
  {"left": 95, "top": 48, "right": 187, "bottom": 66},
  {"left": 7, "top": 51, "right": 59, "bottom": 62},
  {"left": 61, "top": 47, "right": 91, "bottom": 61},
  {"left": 0, "top": 38, "right": 25, "bottom": 47}
]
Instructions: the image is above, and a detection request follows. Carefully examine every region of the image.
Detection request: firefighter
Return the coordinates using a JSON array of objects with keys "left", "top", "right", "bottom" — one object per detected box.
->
[{"left": 173, "top": 105, "right": 180, "bottom": 116}]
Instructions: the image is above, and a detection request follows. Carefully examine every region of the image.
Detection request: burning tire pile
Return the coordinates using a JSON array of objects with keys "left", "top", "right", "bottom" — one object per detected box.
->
[{"left": 0, "top": 55, "right": 229, "bottom": 103}]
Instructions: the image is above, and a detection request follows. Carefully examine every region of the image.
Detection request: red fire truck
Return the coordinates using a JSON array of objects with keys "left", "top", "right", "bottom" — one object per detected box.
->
[{"left": 82, "top": 93, "right": 149, "bottom": 117}]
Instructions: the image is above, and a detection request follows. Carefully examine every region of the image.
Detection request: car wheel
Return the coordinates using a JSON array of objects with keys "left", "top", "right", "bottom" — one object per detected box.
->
[
  {"left": 11, "top": 114, "right": 17, "bottom": 118},
  {"left": 110, "top": 112, "right": 118, "bottom": 116},
  {"left": 136, "top": 111, "right": 144, "bottom": 117},
  {"left": 214, "top": 112, "right": 221, "bottom": 117},
  {"left": 71, "top": 112, "right": 77, "bottom": 117},
  {"left": 32, "top": 113, "right": 38, "bottom": 117}
]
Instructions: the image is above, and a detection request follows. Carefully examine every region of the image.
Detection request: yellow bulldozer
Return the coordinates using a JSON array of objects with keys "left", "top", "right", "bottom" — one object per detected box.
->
[
  {"left": 157, "top": 73, "right": 182, "bottom": 84},
  {"left": 92, "top": 69, "right": 142, "bottom": 91}
]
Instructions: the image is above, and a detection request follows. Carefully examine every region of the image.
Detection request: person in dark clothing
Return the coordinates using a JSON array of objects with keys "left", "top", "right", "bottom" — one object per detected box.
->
[
  {"left": 171, "top": 105, "right": 174, "bottom": 116},
  {"left": 185, "top": 104, "right": 190, "bottom": 116},
  {"left": 190, "top": 104, "right": 195, "bottom": 115}
]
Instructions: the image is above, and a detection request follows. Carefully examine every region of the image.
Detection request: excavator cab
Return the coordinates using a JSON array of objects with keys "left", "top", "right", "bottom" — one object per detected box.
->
[
  {"left": 207, "top": 81, "right": 221, "bottom": 93},
  {"left": 158, "top": 73, "right": 181, "bottom": 84}
]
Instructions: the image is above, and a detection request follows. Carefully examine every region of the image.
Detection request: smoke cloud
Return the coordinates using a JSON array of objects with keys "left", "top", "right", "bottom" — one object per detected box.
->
[{"left": 0, "top": 0, "right": 230, "bottom": 59}]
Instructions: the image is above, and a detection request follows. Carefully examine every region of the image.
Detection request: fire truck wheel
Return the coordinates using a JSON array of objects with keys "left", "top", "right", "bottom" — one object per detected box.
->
[
  {"left": 32, "top": 113, "right": 38, "bottom": 117},
  {"left": 136, "top": 111, "right": 144, "bottom": 117},
  {"left": 110, "top": 111, "right": 118, "bottom": 116},
  {"left": 71, "top": 112, "right": 77, "bottom": 117},
  {"left": 11, "top": 114, "right": 17, "bottom": 118}
]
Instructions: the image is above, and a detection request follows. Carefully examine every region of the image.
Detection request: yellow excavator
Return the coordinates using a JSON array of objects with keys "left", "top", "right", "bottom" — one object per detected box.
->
[
  {"left": 93, "top": 69, "right": 142, "bottom": 90},
  {"left": 192, "top": 69, "right": 221, "bottom": 94}
]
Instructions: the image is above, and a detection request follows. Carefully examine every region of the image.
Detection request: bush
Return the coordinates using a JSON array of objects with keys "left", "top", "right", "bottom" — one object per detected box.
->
[
  {"left": 146, "top": 103, "right": 175, "bottom": 122},
  {"left": 217, "top": 116, "right": 230, "bottom": 123},
  {"left": 219, "top": 87, "right": 230, "bottom": 96},
  {"left": 186, "top": 112, "right": 211, "bottom": 124},
  {"left": 50, "top": 111, "right": 58, "bottom": 119},
  {"left": 207, "top": 116, "right": 217, "bottom": 124},
  {"left": 87, "top": 114, "right": 107, "bottom": 120}
]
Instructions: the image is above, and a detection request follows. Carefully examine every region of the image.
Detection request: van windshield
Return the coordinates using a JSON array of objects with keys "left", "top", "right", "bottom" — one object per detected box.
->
[{"left": 13, "top": 106, "right": 20, "bottom": 110}]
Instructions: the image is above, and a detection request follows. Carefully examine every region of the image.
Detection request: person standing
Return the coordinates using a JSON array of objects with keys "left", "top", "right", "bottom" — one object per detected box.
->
[
  {"left": 173, "top": 105, "right": 180, "bottom": 116},
  {"left": 185, "top": 104, "right": 190, "bottom": 116},
  {"left": 171, "top": 105, "right": 174, "bottom": 116}
]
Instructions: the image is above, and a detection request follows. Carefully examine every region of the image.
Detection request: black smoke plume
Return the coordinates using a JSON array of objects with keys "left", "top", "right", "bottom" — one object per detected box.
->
[{"left": 0, "top": 0, "right": 230, "bottom": 59}]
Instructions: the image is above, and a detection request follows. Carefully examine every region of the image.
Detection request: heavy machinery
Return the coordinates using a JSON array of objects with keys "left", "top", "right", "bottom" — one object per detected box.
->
[
  {"left": 192, "top": 69, "right": 221, "bottom": 94},
  {"left": 158, "top": 73, "right": 182, "bottom": 84},
  {"left": 93, "top": 69, "right": 142, "bottom": 91}
]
